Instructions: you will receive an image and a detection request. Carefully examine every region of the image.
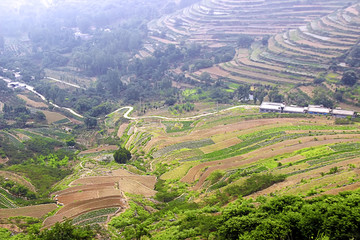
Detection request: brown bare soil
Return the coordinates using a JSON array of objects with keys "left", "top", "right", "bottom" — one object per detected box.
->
[
  {"left": 146, "top": 118, "right": 329, "bottom": 152},
  {"left": 118, "top": 178, "right": 157, "bottom": 197},
  {"left": 0, "top": 204, "right": 58, "bottom": 219},
  {"left": 149, "top": 36, "right": 178, "bottom": 45},
  {"left": 79, "top": 145, "right": 119, "bottom": 155},
  {"left": 43, "top": 196, "right": 125, "bottom": 228},
  {"left": 15, "top": 133, "right": 31, "bottom": 141},
  {"left": 117, "top": 123, "right": 129, "bottom": 138},
  {"left": 196, "top": 66, "right": 231, "bottom": 78},
  {"left": 71, "top": 175, "right": 157, "bottom": 190},
  {"left": 111, "top": 169, "right": 134, "bottom": 176},
  {"left": 299, "top": 85, "right": 315, "bottom": 98},
  {"left": 0, "top": 224, "right": 21, "bottom": 232},
  {"left": 0, "top": 156, "right": 8, "bottom": 164},
  {"left": 41, "top": 110, "right": 68, "bottom": 124},
  {"left": 56, "top": 187, "right": 120, "bottom": 205},
  {"left": 17, "top": 94, "right": 48, "bottom": 108},
  {"left": 53, "top": 183, "right": 115, "bottom": 196}
]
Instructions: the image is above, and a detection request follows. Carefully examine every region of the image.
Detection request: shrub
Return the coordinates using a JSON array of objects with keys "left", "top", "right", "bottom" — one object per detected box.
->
[
  {"left": 113, "top": 147, "right": 131, "bottom": 164},
  {"left": 225, "top": 173, "right": 286, "bottom": 197}
]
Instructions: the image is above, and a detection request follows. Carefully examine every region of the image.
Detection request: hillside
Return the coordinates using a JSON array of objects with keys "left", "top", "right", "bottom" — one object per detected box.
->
[
  {"left": 0, "top": 0, "right": 360, "bottom": 239},
  {"left": 196, "top": 4, "right": 360, "bottom": 86},
  {"left": 148, "top": 0, "right": 357, "bottom": 45}
]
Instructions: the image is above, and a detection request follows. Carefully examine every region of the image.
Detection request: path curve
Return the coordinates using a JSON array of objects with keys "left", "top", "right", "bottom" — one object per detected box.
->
[
  {"left": 108, "top": 105, "right": 259, "bottom": 121},
  {"left": 1, "top": 77, "right": 84, "bottom": 118}
]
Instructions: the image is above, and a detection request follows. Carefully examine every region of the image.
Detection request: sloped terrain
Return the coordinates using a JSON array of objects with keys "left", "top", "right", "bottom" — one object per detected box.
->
[
  {"left": 148, "top": 0, "right": 356, "bottom": 45},
  {"left": 122, "top": 107, "right": 360, "bottom": 198},
  {"left": 43, "top": 168, "right": 156, "bottom": 227},
  {"left": 194, "top": 4, "right": 360, "bottom": 85}
]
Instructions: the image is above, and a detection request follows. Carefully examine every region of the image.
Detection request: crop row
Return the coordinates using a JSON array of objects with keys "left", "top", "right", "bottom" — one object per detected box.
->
[
  {"left": 153, "top": 139, "right": 214, "bottom": 158},
  {"left": 76, "top": 216, "right": 108, "bottom": 226},
  {"left": 72, "top": 207, "right": 118, "bottom": 224},
  {"left": 238, "top": 125, "right": 357, "bottom": 140},
  {"left": 186, "top": 128, "right": 359, "bottom": 163}
]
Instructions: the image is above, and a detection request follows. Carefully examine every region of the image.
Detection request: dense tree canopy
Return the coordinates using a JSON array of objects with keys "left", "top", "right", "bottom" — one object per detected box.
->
[
  {"left": 113, "top": 147, "right": 131, "bottom": 164},
  {"left": 341, "top": 70, "right": 358, "bottom": 86}
]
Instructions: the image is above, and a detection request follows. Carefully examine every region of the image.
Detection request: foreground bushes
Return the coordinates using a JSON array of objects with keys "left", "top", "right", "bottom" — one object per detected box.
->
[
  {"left": 225, "top": 173, "right": 286, "bottom": 196},
  {"left": 217, "top": 191, "right": 360, "bottom": 240}
]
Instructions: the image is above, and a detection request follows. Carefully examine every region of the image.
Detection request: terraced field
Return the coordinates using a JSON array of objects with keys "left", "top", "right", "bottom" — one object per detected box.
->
[
  {"left": 43, "top": 167, "right": 156, "bottom": 228},
  {"left": 123, "top": 107, "right": 360, "bottom": 198},
  {"left": 191, "top": 4, "right": 360, "bottom": 86},
  {"left": 148, "top": 0, "right": 355, "bottom": 45}
]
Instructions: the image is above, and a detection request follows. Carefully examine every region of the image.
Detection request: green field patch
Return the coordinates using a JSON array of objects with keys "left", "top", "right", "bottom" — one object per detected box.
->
[
  {"left": 163, "top": 121, "right": 194, "bottom": 133},
  {"left": 72, "top": 208, "right": 118, "bottom": 225},
  {"left": 239, "top": 125, "right": 357, "bottom": 140},
  {"left": 296, "top": 146, "right": 334, "bottom": 159},
  {"left": 77, "top": 215, "right": 108, "bottom": 226},
  {"left": 6, "top": 165, "right": 71, "bottom": 196},
  {"left": 330, "top": 142, "right": 360, "bottom": 152},
  {"left": 53, "top": 118, "right": 70, "bottom": 124},
  {"left": 160, "top": 161, "right": 197, "bottom": 180},
  {"left": 29, "top": 128, "right": 70, "bottom": 140},
  {"left": 182, "top": 89, "right": 197, "bottom": 97},
  {"left": 153, "top": 139, "right": 214, "bottom": 158},
  {"left": 226, "top": 82, "right": 240, "bottom": 89},
  {"left": 325, "top": 72, "right": 340, "bottom": 84},
  {"left": 163, "top": 148, "right": 203, "bottom": 163},
  {"left": 0, "top": 188, "right": 18, "bottom": 208},
  {"left": 0, "top": 131, "right": 24, "bottom": 149}
]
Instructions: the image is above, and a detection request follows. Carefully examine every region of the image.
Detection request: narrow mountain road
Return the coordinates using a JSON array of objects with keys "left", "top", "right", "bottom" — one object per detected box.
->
[
  {"left": 46, "top": 77, "right": 86, "bottom": 90},
  {"left": 108, "top": 105, "right": 259, "bottom": 121}
]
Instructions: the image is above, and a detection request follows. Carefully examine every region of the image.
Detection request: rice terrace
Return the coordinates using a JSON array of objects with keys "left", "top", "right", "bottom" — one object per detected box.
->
[{"left": 0, "top": 0, "right": 360, "bottom": 239}]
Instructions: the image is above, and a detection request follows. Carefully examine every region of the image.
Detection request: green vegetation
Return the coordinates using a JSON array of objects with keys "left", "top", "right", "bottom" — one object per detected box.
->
[
  {"left": 162, "top": 121, "right": 195, "bottom": 133},
  {"left": 107, "top": 190, "right": 360, "bottom": 240},
  {"left": 33, "top": 220, "right": 95, "bottom": 240},
  {"left": 113, "top": 147, "right": 131, "bottom": 164},
  {"left": 73, "top": 208, "right": 118, "bottom": 225},
  {"left": 169, "top": 103, "right": 195, "bottom": 115},
  {"left": 1, "top": 1, "right": 360, "bottom": 239},
  {"left": 6, "top": 165, "right": 71, "bottom": 196},
  {"left": 225, "top": 174, "right": 286, "bottom": 197}
]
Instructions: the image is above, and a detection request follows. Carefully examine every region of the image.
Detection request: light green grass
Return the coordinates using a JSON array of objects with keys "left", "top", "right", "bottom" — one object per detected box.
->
[{"left": 160, "top": 161, "right": 197, "bottom": 180}]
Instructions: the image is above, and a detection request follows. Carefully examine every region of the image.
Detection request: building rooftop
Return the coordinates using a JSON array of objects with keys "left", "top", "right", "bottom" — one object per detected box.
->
[
  {"left": 307, "top": 106, "right": 330, "bottom": 114},
  {"left": 332, "top": 109, "right": 355, "bottom": 116},
  {"left": 283, "top": 106, "right": 305, "bottom": 113},
  {"left": 260, "top": 102, "right": 284, "bottom": 111}
]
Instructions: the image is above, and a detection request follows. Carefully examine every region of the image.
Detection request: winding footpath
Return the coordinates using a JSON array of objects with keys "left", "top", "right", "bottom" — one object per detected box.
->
[
  {"left": 2, "top": 76, "right": 259, "bottom": 121},
  {"left": 1, "top": 77, "right": 84, "bottom": 118},
  {"left": 108, "top": 105, "right": 259, "bottom": 121}
]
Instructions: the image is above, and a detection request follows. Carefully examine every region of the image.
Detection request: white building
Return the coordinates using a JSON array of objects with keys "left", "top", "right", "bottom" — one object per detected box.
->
[
  {"left": 260, "top": 102, "right": 284, "bottom": 113},
  {"left": 332, "top": 109, "right": 355, "bottom": 118},
  {"left": 283, "top": 105, "right": 306, "bottom": 114},
  {"left": 306, "top": 105, "right": 330, "bottom": 115}
]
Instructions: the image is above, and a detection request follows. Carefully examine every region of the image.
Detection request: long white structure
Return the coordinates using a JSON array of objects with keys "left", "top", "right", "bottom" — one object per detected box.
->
[{"left": 260, "top": 102, "right": 356, "bottom": 118}]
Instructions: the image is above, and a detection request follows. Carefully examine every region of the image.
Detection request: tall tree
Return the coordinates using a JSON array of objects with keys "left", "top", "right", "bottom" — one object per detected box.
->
[{"left": 341, "top": 70, "right": 358, "bottom": 86}]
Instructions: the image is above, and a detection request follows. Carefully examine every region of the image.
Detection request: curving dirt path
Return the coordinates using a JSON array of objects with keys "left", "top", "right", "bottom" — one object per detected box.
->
[{"left": 108, "top": 105, "right": 259, "bottom": 121}]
